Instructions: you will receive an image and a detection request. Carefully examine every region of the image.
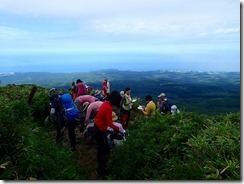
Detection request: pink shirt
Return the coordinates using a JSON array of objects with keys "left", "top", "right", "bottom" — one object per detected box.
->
[
  {"left": 76, "top": 82, "right": 87, "bottom": 96},
  {"left": 85, "top": 101, "right": 104, "bottom": 122},
  {"left": 75, "top": 95, "right": 96, "bottom": 104}
]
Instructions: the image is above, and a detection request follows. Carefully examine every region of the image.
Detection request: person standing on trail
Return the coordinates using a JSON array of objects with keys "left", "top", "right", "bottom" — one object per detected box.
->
[
  {"left": 49, "top": 89, "right": 79, "bottom": 151},
  {"left": 120, "top": 87, "right": 134, "bottom": 129},
  {"left": 102, "top": 78, "right": 109, "bottom": 97},
  {"left": 75, "top": 79, "right": 87, "bottom": 97},
  {"left": 69, "top": 81, "right": 76, "bottom": 100},
  {"left": 94, "top": 90, "right": 123, "bottom": 177}
]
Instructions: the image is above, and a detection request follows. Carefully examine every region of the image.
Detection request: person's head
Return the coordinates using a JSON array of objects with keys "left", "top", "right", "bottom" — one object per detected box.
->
[
  {"left": 145, "top": 95, "right": 153, "bottom": 102},
  {"left": 105, "top": 90, "right": 122, "bottom": 108},
  {"left": 76, "top": 79, "right": 82, "bottom": 84},
  {"left": 158, "top": 93, "right": 166, "bottom": 99},
  {"left": 171, "top": 105, "right": 178, "bottom": 115},
  {"left": 125, "top": 87, "right": 131, "bottom": 95},
  {"left": 120, "top": 90, "right": 125, "bottom": 98}
]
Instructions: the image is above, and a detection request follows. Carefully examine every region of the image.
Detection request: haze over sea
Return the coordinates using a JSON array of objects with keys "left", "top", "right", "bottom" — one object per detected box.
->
[{"left": 0, "top": 51, "right": 240, "bottom": 73}]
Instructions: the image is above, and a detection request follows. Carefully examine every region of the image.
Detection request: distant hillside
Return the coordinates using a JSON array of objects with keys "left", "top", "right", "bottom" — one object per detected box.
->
[{"left": 0, "top": 69, "right": 240, "bottom": 115}]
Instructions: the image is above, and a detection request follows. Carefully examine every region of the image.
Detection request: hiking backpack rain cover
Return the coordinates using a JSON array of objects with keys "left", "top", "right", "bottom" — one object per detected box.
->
[{"left": 59, "top": 94, "right": 79, "bottom": 121}]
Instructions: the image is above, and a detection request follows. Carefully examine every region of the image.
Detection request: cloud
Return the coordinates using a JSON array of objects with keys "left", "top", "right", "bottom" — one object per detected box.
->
[
  {"left": 0, "top": 26, "right": 30, "bottom": 40},
  {"left": 0, "top": 0, "right": 240, "bottom": 54}
]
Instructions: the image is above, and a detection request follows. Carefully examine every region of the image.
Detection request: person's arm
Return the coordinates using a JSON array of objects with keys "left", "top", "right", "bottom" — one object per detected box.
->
[
  {"left": 124, "top": 95, "right": 132, "bottom": 106},
  {"left": 142, "top": 103, "right": 152, "bottom": 116},
  {"left": 85, "top": 105, "right": 92, "bottom": 125},
  {"left": 106, "top": 109, "right": 120, "bottom": 131}
]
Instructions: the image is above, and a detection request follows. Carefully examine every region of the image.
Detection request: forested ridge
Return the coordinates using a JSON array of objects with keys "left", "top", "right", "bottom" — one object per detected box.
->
[
  {"left": 0, "top": 70, "right": 240, "bottom": 115},
  {"left": 0, "top": 84, "right": 240, "bottom": 180}
]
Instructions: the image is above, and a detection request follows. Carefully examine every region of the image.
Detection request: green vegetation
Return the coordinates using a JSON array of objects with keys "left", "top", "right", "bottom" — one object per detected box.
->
[
  {"left": 0, "top": 85, "right": 85, "bottom": 180},
  {"left": 0, "top": 84, "right": 240, "bottom": 180},
  {"left": 108, "top": 112, "right": 240, "bottom": 180}
]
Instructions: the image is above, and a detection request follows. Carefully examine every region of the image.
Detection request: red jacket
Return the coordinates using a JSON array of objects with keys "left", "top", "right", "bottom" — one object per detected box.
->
[{"left": 94, "top": 101, "right": 120, "bottom": 132}]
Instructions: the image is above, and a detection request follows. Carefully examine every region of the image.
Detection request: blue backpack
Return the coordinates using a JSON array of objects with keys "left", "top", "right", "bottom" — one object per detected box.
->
[{"left": 59, "top": 94, "right": 79, "bottom": 121}]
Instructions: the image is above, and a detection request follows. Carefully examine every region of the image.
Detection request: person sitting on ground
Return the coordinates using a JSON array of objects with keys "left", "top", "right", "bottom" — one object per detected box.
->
[
  {"left": 171, "top": 105, "right": 180, "bottom": 115},
  {"left": 139, "top": 95, "right": 156, "bottom": 117},
  {"left": 157, "top": 93, "right": 172, "bottom": 115},
  {"left": 157, "top": 93, "right": 166, "bottom": 108}
]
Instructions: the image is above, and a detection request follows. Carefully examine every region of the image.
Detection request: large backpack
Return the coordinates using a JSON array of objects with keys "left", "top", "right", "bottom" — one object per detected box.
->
[
  {"left": 59, "top": 94, "right": 79, "bottom": 121},
  {"left": 161, "top": 99, "right": 172, "bottom": 115},
  {"left": 83, "top": 121, "right": 96, "bottom": 145}
]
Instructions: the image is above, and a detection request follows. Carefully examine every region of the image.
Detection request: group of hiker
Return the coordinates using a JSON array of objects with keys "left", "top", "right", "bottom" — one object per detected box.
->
[{"left": 49, "top": 77, "right": 180, "bottom": 178}]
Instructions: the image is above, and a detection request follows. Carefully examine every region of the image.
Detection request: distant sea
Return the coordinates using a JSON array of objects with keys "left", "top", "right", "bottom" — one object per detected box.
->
[{"left": 0, "top": 52, "right": 240, "bottom": 73}]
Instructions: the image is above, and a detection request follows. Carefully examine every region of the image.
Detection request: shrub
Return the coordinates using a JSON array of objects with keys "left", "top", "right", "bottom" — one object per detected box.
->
[{"left": 107, "top": 112, "right": 240, "bottom": 180}]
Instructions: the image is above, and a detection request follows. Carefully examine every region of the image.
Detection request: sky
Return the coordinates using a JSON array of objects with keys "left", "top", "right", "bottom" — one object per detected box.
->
[{"left": 0, "top": 0, "right": 241, "bottom": 72}]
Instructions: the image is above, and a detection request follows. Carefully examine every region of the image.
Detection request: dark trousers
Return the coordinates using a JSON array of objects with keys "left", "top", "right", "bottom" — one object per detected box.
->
[
  {"left": 68, "top": 119, "right": 76, "bottom": 149},
  {"left": 54, "top": 115, "right": 65, "bottom": 143},
  {"left": 120, "top": 107, "right": 131, "bottom": 128},
  {"left": 54, "top": 117, "right": 76, "bottom": 150},
  {"left": 94, "top": 124, "right": 110, "bottom": 175}
]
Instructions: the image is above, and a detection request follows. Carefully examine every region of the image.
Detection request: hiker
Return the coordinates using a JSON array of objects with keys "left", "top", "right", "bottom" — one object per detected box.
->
[
  {"left": 49, "top": 88, "right": 79, "bottom": 151},
  {"left": 171, "top": 105, "right": 180, "bottom": 115},
  {"left": 74, "top": 95, "right": 96, "bottom": 111},
  {"left": 139, "top": 95, "right": 156, "bottom": 117},
  {"left": 87, "top": 86, "right": 95, "bottom": 96},
  {"left": 75, "top": 79, "right": 87, "bottom": 97},
  {"left": 102, "top": 78, "right": 109, "bottom": 97},
  {"left": 94, "top": 90, "right": 123, "bottom": 177},
  {"left": 157, "top": 93, "right": 172, "bottom": 115},
  {"left": 84, "top": 101, "right": 104, "bottom": 126},
  {"left": 94, "top": 90, "right": 104, "bottom": 101},
  {"left": 120, "top": 87, "right": 134, "bottom": 129},
  {"left": 74, "top": 95, "right": 96, "bottom": 130},
  {"left": 106, "top": 78, "right": 110, "bottom": 95},
  {"left": 69, "top": 81, "right": 76, "bottom": 100}
]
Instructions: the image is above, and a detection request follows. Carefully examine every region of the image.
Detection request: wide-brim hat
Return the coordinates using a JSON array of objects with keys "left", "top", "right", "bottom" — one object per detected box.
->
[
  {"left": 158, "top": 93, "right": 166, "bottom": 98},
  {"left": 112, "top": 111, "right": 118, "bottom": 121},
  {"left": 95, "top": 90, "right": 101, "bottom": 94}
]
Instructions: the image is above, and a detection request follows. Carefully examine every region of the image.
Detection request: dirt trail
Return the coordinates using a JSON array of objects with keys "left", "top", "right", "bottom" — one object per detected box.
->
[
  {"left": 52, "top": 125, "right": 99, "bottom": 180},
  {"left": 74, "top": 131, "right": 98, "bottom": 180}
]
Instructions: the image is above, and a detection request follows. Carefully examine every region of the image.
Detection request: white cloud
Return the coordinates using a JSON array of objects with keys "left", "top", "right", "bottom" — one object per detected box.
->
[
  {"left": 0, "top": 0, "right": 240, "bottom": 54},
  {"left": 0, "top": 26, "right": 29, "bottom": 40}
]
